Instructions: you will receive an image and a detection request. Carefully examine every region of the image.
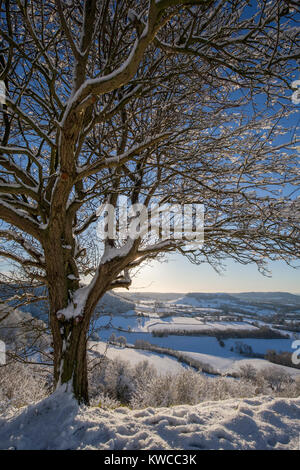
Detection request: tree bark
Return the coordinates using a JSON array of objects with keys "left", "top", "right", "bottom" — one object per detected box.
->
[
  {"left": 45, "top": 237, "right": 91, "bottom": 404},
  {"left": 49, "top": 292, "right": 90, "bottom": 405},
  {"left": 45, "top": 236, "right": 138, "bottom": 404},
  {"left": 57, "top": 321, "right": 89, "bottom": 405}
]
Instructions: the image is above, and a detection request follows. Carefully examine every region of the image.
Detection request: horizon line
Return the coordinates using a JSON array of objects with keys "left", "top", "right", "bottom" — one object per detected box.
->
[{"left": 120, "top": 290, "right": 300, "bottom": 295}]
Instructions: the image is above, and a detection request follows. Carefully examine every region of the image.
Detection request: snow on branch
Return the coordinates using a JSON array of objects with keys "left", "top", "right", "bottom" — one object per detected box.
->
[
  {"left": 76, "top": 132, "right": 172, "bottom": 180},
  {"left": 0, "top": 200, "right": 42, "bottom": 241}
]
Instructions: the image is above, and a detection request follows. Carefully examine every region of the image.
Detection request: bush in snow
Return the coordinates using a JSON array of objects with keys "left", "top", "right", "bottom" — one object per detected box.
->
[
  {"left": 94, "top": 392, "right": 122, "bottom": 409},
  {"left": 265, "top": 349, "right": 300, "bottom": 370},
  {"left": 0, "top": 360, "right": 51, "bottom": 412},
  {"left": 89, "top": 353, "right": 300, "bottom": 409},
  {"left": 108, "top": 332, "right": 117, "bottom": 344},
  {"left": 89, "top": 357, "right": 136, "bottom": 404},
  {"left": 1, "top": 355, "right": 299, "bottom": 414},
  {"left": 131, "top": 369, "right": 260, "bottom": 408},
  {"left": 117, "top": 336, "right": 127, "bottom": 348},
  {"left": 238, "top": 364, "right": 257, "bottom": 382},
  {"left": 233, "top": 341, "right": 254, "bottom": 356},
  {"left": 258, "top": 366, "right": 293, "bottom": 393}
]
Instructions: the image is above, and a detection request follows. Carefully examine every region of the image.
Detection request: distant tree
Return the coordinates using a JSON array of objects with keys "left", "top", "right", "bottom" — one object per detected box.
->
[
  {"left": 259, "top": 366, "right": 292, "bottom": 392},
  {"left": 117, "top": 336, "right": 127, "bottom": 348},
  {"left": 108, "top": 332, "right": 116, "bottom": 344},
  {"left": 234, "top": 341, "right": 253, "bottom": 356},
  {"left": 0, "top": 0, "right": 299, "bottom": 404}
]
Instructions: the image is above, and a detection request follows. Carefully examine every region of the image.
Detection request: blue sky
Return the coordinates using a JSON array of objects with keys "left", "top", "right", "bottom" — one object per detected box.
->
[
  {"left": 2, "top": 249, "right": 299, "bottom": 294},
  {"left": 1, "top": 3, "right": 299, "bottom": 296},
  {"left": 129, "top": 254, "right": 300, "bottom": 294}
]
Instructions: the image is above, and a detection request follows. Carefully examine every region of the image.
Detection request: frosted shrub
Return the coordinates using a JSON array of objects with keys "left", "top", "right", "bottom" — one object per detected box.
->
[
  {"left": 89, "top": 357, "right": 299, "bottom": 409},
  {"left": 130, "top": 369, "right": 258, "bottom": 409},
  {"left": 258, "top": 367, "right": 293, "bottom": 393},
  {"left": 0, "top": 361, "right": 51, "bottom": 412},
  {"left": 108, "top": 333, "right": 116, "bottom": 344},
  {"left": 88, "top": 357, "right": 109, "bottom": 402},
  {"left": 1, "top": 355, "right": 298, "bottom": 413},
  {"left": 207, "top": 376, "right": 256, "bottom": 401},
  {"left": 175, "top": 369, "right": 202, "bottom": 405},
  {"left": 106, "top": 358, "right": 134, "bottom": 402},
  {"left": 131, "top": 360, "right": 157, "bottom": 392},
  {"left": 89, "top": 357, "right": 136, "bottom": 404},
  {"left": 117, "top": 336, "right": 127, "bottom": 347},
  {"left": 134, "top": 374, "right": 177, "bottom": 408},
  {"left": 293, "top": 376, "right": 300, "bottom": 396},
  {"left": 93, "top": 392, "right": 121, "bottom": 409},
  {"left": 238, "top": 364, "right": 257, "bottom": 382}
]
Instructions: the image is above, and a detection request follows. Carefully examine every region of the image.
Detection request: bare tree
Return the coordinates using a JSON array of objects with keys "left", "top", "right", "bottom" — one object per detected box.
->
[
  {"left": 117, "top": 336, "right": 127, "bottom": 348},
  {"left": 0, "top": 0, "right": 299, "bottom": 403}
]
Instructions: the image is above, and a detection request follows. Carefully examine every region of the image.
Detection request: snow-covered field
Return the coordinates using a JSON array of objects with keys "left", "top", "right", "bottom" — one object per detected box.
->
[
  {"left": 180, "top": 351, "right": 300, "bottom": 377},
  {"left": 90, "top": 341, "right": 185, "bottom": 374},
  {"left": 91, "top": 334, "right": 300, "bottom": 377},
  {"left": 97, "top": 313, "right": 259, "bottom": 333},
  {"left": 225, "top": 338, "right": 298, "bottom": 355},
  {"left": 168, "top": 292, "right": 300, "bottom": 317},
  {"left": 2, "top": 293, "right": 299, "bottom": 381},
  {"left": 146, "top": 320, "right": 257, "bottom": 333},
  {"left": 97, "top": 312, "right": 256, "bottom": 333},
  {"left": 90, "top": 291, "right": 300, "bottom": 379},
  {"left": 0, "top": 291, "right": 299, "bottom": 451},
  {"left": 0, "top": 392, "right": 299, "bottom": 450}
]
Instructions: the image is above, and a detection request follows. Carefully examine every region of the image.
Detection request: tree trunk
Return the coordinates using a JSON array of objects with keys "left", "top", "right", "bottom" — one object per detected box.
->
[
  {"left": 56, "top": 321, "right": 89, "bottom": 405},
  {"left": 46, "top": 251, "right": 128, "bottom": 404},
  {"left": 47, "top": 275, "right": 91, "bottom": 405}
]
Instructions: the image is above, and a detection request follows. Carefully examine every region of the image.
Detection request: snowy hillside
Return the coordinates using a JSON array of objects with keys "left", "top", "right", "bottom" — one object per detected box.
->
[
  {"left": 95, "top": 292, "right": 135, "bottom": 315},
  {"left": 170, "top": 292, "right": 300, "bottom": 315},
  {"left": 0, "top": 302, "right": 48, "bottom": 351},
  {"left": 0, "top": 286, "right": 135, "bottom": 321},
  {"left": 91, "top": 341, "right": 185, "bottom": 374},
  {"left": 90, "top": 339, "right": 300, "bottom": 378},
  {"left": 0, "top": 303, "right": 33, "bottom": 341},
  {"left": 0, "top": 392, "right": 299, "bottom": 450}
]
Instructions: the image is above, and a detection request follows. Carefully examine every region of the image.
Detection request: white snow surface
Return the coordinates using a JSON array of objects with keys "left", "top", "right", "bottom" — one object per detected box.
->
[
  {"left": 90, "top": 341, "right": 185, "bottom": 374},
  {"left": 146, "top": 320, "right": 257, "bottom": 333},
  {"left": 0, "top": 393, "right": 299, "bottom": 450}
]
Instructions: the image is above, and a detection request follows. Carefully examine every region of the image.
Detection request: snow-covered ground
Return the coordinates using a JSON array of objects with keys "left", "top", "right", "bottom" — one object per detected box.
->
[
  {"left": 95, "top": 312, "right": 258, "bottom": 333},
  {"left": 91, "top": 335, "right": 300, "bottom": 377},
  {"left": 90, "top": 341, "right": 185, "bottom": 374},
  {"left": 0, "top": 392, "right": 299, "bottom": 450},
  {"left": 90, "top": 292, "right": 300, "bottom": 378},
  {"left": 93, "top": 330, "right": 299, "bottom": 377},
  {"left": 146, "top": 320, "right": 257, "bottom": 333},
  {"left": 181, "top": 351, "right": 300, "bottom": 377},
  {"left": 225, "top": 338, "right": 298, "bottom": 355},
  {"left": 169, "top": 292, "right": 300, "bottom": 317}
]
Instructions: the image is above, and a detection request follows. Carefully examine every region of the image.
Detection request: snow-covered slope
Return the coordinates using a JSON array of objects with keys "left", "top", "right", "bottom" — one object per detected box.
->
[
  {"left": 95, "top": 292, "right": 135, "bottom": 315},
  {"left": 169, "top": 292, "right": 300, "bottom": 316},
  {"left": 0, "top": 393, "right": 299, "bottom": 450},
  {"left": 0, "top": 302, "right": 48, "bottom": 350},
  {"left": 0, "top": 286, "right": 135, "bottom": 320},
  {"left": 91, "top": 341, "right": 185, "bottom": 374}
]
